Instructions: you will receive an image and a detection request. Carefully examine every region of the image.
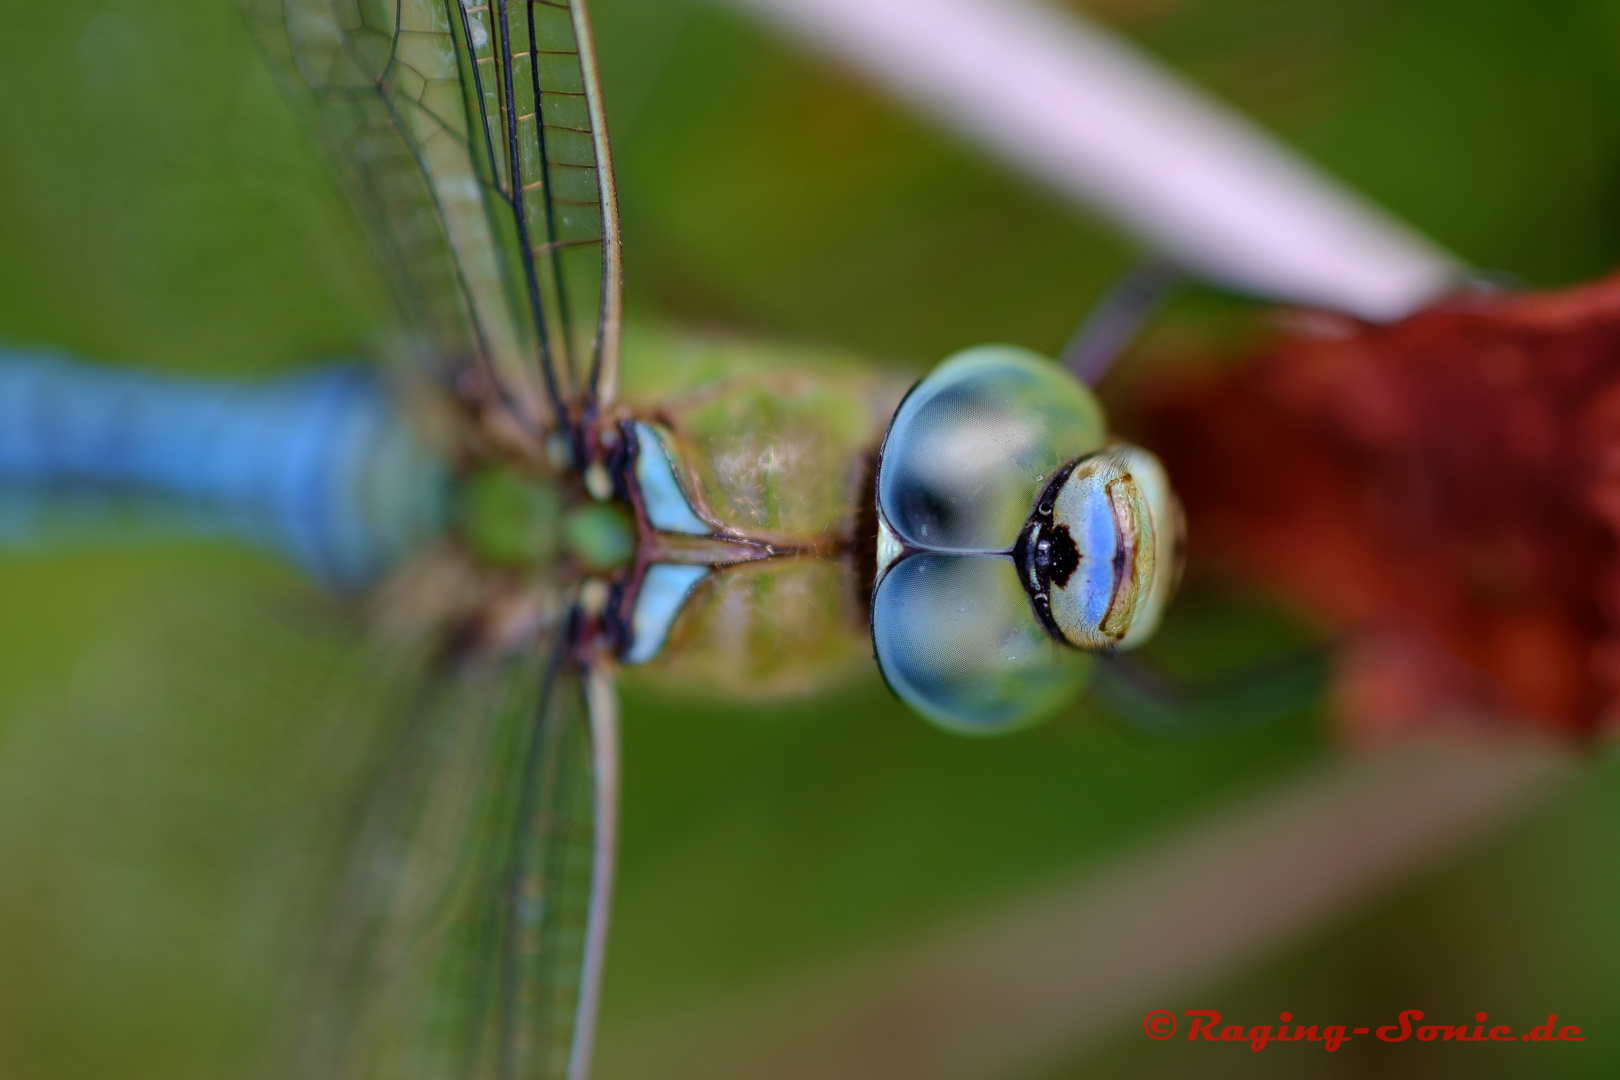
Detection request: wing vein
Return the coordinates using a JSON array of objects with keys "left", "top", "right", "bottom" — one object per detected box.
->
[
  {"left": 496, "top": 631, "right": 570, "bottom": 1080},
  {"left": 370, "top": 82, "right": 515, "bottom": 416},
  {"left": 526, "top": 0, "right": 581, "bottom": 418},
  {"left": 493, "top": 0, "right": 570, "bottom": 435}
]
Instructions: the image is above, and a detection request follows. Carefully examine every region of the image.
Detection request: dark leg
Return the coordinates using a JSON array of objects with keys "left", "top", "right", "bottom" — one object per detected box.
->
[
  {"left": 1060, "top": 257, "right": 1183, "bottom": 386},
  {"left": 1090, "top": 647, "right": 1330, "bottom": 738}
]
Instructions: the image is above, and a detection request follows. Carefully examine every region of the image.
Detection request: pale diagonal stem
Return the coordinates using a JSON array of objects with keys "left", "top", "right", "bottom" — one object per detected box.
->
[{"left": 721, "top": 0, "right": 1460, "bottom": 321}]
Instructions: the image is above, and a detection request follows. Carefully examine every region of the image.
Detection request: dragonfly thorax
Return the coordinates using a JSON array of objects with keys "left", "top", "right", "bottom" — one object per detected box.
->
[{"left": 597, "top": 334, "right": 914, "bottom": 697}]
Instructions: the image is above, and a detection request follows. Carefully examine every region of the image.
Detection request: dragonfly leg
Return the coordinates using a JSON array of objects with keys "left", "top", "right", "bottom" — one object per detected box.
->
[
  {"left": 1090, "top": 646, "right": 1330, "bottom": 738},
  {"left": 1059, "top": 257, "right": 1183, "bottom": 386}
]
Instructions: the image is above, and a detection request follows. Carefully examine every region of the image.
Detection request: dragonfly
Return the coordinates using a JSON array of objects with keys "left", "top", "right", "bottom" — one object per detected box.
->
[{"left": 0, "top": 0, "right": 1185, "bottom": 1077}]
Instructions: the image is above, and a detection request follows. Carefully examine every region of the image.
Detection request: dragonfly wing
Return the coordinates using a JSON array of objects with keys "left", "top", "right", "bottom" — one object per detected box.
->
[
  {"left": 243, "top": 0, "right": 624, "bottom": 430},
  {"left": 293, "top": 634, "right": 618, "bottom": 1080}
]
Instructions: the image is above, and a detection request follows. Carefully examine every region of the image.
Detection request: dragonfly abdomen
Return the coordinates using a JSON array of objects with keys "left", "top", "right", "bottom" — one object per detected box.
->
[{"left": 0, "top": 346, "right": 448, "bottom": 588}]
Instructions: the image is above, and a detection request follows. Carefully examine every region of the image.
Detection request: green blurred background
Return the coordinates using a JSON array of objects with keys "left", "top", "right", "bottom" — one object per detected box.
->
[{"left": 2, "top": 0, "right": 1620, "bottom": 1077}]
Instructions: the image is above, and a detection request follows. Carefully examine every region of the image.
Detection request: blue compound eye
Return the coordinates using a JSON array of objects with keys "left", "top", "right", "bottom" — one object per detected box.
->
[
  {"left": 871, "top": 552, "right": 1091, "bottom": 735},
  {"left": 1024, "top": 444, "right": 1183, "bottom": 652},
  {"left": 877, "top": 345, "right": 1106, "bottom": 553}
]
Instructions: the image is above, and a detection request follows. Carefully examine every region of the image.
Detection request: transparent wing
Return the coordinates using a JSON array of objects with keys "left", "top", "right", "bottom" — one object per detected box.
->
[
  {"left": 291, "top": 635, "right": 619, "bottom": 1080},
  {"left": 243, "top": 0, "right": 624, "bottom": 432}
]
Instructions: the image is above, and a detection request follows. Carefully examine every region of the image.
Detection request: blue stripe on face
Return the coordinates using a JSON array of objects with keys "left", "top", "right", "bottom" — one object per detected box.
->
[
  {"left": 1053, "top": 474, "right": 1118, "bottom": 641},
  {"left": 632, "top": 421, "right": 710, "bottom": 536},
  {"left": 1042, "top": 452, "right": 1130, "bottom": 649}
]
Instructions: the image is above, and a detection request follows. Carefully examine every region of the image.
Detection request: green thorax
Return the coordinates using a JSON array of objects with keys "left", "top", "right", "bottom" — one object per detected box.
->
[
  {"left": 607, "top": 327, "right": 914, "bottom": 697},
  {"left": 618, "top": 325, "right": 913, "bottom": 546}
]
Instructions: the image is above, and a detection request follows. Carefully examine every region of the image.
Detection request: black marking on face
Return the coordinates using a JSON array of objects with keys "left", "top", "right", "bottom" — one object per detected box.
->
[
  {"left": 1013, "top": 460, "right": 1081, "bottom": 644},
  {"left": 1048, "top": 524, "right": 1079, "bottom": 588}
]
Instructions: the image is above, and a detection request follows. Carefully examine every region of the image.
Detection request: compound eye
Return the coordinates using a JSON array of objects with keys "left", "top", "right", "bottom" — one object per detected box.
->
[
  {"left": 872, "top": 552, "right": 1090, "bottom": 734},
  {"left": 877, "top": 346, "right": 1106, "bottom": 552},
  {"left": 1043, "top": 445, "right": 1181, "bottom": 652}
]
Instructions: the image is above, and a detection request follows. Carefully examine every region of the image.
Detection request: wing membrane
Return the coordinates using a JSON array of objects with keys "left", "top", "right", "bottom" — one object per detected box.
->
[
  {"left": 291, "top": 636, "right": 618, "bottom": 1080},
  {"left": 243, "top": 0, "right": 623, "bottom": 431}
]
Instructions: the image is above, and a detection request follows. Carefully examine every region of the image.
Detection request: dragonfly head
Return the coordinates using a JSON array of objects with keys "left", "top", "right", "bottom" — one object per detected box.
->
[{"left": 870, "top": 345, "right": 1184, "bottom": 734}]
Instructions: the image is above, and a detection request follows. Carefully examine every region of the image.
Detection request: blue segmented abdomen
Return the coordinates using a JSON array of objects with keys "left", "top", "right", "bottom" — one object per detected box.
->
[{"left": 0, "top": 345, "right": 449, "bottom": 590}]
